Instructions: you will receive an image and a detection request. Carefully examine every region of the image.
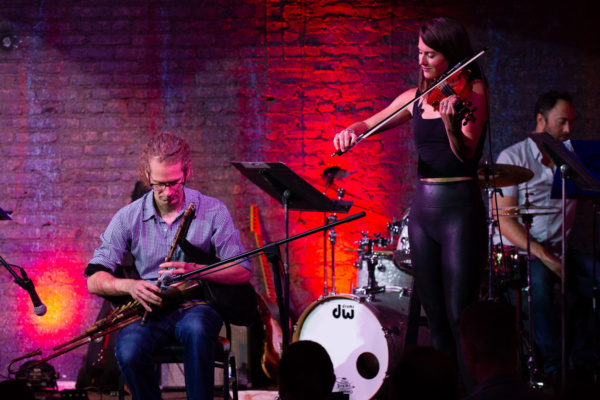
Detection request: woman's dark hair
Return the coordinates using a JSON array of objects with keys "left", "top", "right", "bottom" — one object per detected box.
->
[{"left": 418, "top": 17, "right": 480, "bottom": 92}]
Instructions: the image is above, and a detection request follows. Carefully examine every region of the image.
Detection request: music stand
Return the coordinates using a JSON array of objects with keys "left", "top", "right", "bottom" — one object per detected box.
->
[
  {"left": 529, "top": 132, "right": 600, "bottom": 388},
  {"left": 232, "top": 161, "right": 353, "bottom": 349},
  {"left": 0, "top": 206, "right": 12, "bottom": 221}
]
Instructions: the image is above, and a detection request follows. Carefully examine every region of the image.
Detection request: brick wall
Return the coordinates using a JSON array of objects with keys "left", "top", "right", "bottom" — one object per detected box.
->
[{"left": 0, "top": 0, "right": 598, "bottom": 381}]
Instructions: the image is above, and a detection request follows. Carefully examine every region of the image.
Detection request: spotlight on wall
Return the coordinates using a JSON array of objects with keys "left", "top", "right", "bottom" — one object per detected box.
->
[{"left": 0, "top": 31, "right": 17, "bottom": 51}]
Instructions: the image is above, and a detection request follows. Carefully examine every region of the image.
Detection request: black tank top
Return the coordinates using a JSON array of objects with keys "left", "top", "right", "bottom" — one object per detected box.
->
[{"left": 412, "top": 90, "right": 485, "bottom": 179}]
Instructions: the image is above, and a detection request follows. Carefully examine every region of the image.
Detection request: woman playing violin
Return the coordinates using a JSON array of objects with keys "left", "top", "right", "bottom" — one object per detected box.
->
[{"left": 333, "top": 16, "right": 488, "bottom": 391}]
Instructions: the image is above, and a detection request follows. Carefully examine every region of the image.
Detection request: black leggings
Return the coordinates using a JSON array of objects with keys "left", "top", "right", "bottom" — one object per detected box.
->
[{"left": 408, "top": 179, "right": 486, "bottom": 388}]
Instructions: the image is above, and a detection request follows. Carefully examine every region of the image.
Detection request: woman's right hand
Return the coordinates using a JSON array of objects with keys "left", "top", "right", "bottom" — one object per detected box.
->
[{"left": 333, "top": 128, "right": 357, "bottom": 152}]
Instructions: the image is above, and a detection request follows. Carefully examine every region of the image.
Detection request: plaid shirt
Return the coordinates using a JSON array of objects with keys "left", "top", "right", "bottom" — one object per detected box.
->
[{"left": 88, "top": 187, "right": 250, "bottom": 282}]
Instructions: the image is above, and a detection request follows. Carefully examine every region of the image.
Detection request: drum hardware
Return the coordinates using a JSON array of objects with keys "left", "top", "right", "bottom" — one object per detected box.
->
[
  {"left": 391, "top": 207, "right": 412, "bottom": 272},
  {"left": 353, "top": 224, "right": 413, "bottom": 297},
  {"left": 355, "top": 232, "right": 394, "bottom": 295},
  {"left": 232, "top": 161, "right": 359, "bottom": 350},
  {"left": 497, "top": 192, "right": 560, "bottom": 388},
  {"left": 382, "top": 326, "right": 402, "bottom": 337},
  {"left": 490, "top": 245, "right": 522, "bottom": 290},
  {"left": 480, "top": 162, "right": 542, "bottom": 387},
  {"left": 324, "top": 212, "right": 340, "bottom": 296},
  {"left": 497, "top": 205, "right": 561, "bottom": 217},
  {"left": 322, "top": 186, "right": 355, "bottom": 297},
  {"left": 477, "top": 163, "right": 534, "bottom": 189},
  {"left": 306, "top": 166, "right": 356, "bottom": 297},
  {"left": 480, "top": 162, "right": 535, "bottom": 302}
]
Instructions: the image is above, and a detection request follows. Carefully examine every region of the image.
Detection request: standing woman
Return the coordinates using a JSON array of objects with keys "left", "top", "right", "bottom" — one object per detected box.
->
[{"left": 333, "top": 17, "right": 488, "bottom": 390}]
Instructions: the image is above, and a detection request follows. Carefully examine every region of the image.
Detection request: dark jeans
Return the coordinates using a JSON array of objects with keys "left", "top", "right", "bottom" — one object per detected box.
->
[
  {"left": 408, "top": 179, "right": 487, "bottom": 392},
  {"left": 529, "top": 248, "right": 599, "bottom": 374},
  {"left": 115, "top": 304, "right": 223, "bottom": 400}
]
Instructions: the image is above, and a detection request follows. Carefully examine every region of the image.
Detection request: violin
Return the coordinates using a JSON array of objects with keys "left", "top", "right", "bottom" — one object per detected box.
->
[{"left": 426, "top": 69, "right": 477, "bottom": 126}]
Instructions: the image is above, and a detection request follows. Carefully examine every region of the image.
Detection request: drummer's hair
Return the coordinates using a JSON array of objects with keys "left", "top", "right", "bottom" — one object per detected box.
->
[{"left": 534, "top": 91, "right": 573, "bottom": 120}]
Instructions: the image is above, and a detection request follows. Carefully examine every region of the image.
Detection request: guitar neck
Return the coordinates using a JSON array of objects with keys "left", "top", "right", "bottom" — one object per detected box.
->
[{"left": 250, "top": 205, "right": 278, "bottom": 304}]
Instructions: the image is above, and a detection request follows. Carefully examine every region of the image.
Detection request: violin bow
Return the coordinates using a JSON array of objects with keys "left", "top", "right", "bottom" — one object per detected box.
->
[{"left": 332, "top": 48, "right": 487, "bottom": 157}]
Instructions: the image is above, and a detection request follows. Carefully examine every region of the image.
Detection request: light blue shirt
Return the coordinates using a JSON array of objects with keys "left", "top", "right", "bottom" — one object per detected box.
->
[
  {"left": 89, "top": 187, "right": 250, "bottom": 282},
  {"left": 494, "top": 137, "right": 576, "bottom": 254}
]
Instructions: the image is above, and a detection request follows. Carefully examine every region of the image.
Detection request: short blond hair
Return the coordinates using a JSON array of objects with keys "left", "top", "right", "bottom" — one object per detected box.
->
[{"left": 138, "top": 132, "right": 191, "bottom": 187}]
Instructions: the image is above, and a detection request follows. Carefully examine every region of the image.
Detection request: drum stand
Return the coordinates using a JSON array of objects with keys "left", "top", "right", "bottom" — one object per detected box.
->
[
  {"left": 323, "top": 188, "right": 346, "bottom": 296},
  {"left": 323, "top": 213, "right": 339, "bottom": 296},
  {"left": 520, "top": 213, "right": 540, "bottom": 388},
  {"left": 353, "top": 236, "right": 387, "bottom": 298},
  {"left": 484, "top": 185, "right": 504, "bottom": 300}
]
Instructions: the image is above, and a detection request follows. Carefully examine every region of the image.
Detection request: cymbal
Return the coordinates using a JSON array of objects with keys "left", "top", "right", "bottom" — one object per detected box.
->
[
  {"left": 497, "top": 205, "right": 561, "bottom": 217},
  {"left": 478, "top": 163, "right": 534, "bottom": 188}
]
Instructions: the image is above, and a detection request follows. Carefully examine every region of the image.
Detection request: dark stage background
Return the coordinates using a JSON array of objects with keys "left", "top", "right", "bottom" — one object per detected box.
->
[{"left": 0, "top": 0, "right": 598, "bottom": 382}]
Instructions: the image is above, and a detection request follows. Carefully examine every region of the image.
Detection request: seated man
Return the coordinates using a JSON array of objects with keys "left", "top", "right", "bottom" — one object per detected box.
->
[
  {"left": 494, "top": 91, "right": 598, "bottom": 380},
  {"left": 85, "top": 131, "right": 251, "bottom": 400}
]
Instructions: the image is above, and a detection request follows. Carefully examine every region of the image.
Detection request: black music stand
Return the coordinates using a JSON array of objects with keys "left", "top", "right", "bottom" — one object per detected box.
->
[
  {"left": 232, "top": 161, "right": 352, "bottom": 349},
  {"left": 529, "top": 133, "right": 600, "bottom": 388},
  {"left": 0, "top": 206, "right": 12, "bottom": 221}
]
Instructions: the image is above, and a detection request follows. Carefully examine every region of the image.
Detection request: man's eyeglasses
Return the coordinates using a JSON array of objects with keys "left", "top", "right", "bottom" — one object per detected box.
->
[{"left": 148, "top": 178, "right": 186, "bottom": 192}]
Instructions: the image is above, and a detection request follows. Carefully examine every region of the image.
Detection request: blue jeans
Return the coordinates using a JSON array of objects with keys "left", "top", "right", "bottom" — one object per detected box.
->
[
  {"left": 115, "top": 305, "right": 223, "bottom": 400},
  {"left": 530, "top": 248, "right": 598, "bottom": 374}
]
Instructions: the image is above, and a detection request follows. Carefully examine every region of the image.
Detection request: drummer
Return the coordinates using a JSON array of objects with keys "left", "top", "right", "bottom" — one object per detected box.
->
[{"left": 494, "top": 91, "right": 597, "bottom": 385}]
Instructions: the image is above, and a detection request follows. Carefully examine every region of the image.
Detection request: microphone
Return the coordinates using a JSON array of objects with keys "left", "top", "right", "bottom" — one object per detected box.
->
[
  {"left": 159, "top": 271, "right": 174, "bottom": 290},
  {"left": 21, "top": 275, "right": 47, "bottom": 316}
]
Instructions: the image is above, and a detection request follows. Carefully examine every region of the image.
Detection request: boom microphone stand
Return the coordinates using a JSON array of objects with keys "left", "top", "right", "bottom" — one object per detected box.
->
[{"left": 167, "top": 210, "right": 366, "bottom": 354}]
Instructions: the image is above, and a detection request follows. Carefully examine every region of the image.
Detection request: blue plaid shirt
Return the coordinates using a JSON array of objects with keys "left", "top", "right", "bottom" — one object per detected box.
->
[{"left": 89, "top": 187, "right": 250, "bottom": 282}]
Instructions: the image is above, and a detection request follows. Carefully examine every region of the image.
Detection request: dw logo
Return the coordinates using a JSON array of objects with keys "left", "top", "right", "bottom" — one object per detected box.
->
[{"left": 332, "top": 304, "right": 354, "bottom": 319}]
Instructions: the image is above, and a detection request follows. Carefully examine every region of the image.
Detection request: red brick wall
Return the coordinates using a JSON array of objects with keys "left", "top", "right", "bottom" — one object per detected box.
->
[{"left": 0, "top": 0, "right": 598, "bottom": 381}]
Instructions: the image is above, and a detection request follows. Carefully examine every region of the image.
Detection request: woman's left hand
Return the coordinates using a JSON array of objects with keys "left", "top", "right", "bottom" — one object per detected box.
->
[{"left": 438, "top": 94, "right": 462, "bottom": 131}]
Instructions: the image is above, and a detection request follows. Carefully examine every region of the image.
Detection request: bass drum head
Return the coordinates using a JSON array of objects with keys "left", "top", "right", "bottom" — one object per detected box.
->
[{"left": 293, "top": 293, "right": 405, "bottom": 399}]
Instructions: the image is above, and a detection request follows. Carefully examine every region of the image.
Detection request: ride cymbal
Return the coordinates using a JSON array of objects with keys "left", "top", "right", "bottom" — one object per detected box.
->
[{"left": 478, "top": 163, "right": 534, "bottom": 188}]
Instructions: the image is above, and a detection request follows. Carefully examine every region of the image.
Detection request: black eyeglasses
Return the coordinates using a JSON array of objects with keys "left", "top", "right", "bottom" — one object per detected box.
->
[{"left": 148, "top": 177, "right": 186, "bottom": 192}]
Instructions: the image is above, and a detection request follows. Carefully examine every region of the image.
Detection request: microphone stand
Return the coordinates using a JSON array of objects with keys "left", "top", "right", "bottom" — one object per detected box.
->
[{"left": 0, "top": 255, "right": 45, "bottom": 315}]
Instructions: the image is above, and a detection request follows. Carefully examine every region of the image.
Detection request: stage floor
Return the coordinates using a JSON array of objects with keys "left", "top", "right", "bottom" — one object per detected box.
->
[{"left": 34, "top": 389, "right": 279, "bottom": 400}]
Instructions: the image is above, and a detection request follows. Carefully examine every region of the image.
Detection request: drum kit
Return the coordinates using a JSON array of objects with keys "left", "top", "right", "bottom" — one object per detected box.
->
[{"left": 292, "top": 163, "right": 555, "bottom": 398}]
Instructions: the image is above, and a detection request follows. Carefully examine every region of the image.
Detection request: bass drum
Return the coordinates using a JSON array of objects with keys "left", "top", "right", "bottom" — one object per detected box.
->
[{"left": 293, "top": 289, "right": 408, "bottom": 399}]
